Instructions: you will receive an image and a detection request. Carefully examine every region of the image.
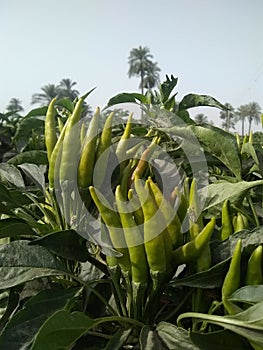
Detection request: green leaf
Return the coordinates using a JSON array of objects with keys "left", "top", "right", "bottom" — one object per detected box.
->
[
  {"left": 7, "top": 151, "right": 48, "bottom": 166},
  {"left": 0, "top": 163, "right": 25, "bottom": 188},
  {"left": 178, "top": 301, "right": 263, "bottom": 347},
  {"left": 156, "top": 322, "right": 202, "bottom": 349},
  {"left": 106, "top": 92, "right": 148, "bottom": 108},
  {"left": 25, "top": 107, "right": 47, "bottom": 118},
  {"left": 159, "top": 75, "right": 178, "bottom": 102},
  {"left": 201, "top": 180, "right": 263, "bottom": 210},
  {"left": 140, "top": 325, "right": 166, "bottom": 350},
  {"left": 0, "top": 240, "right": 70, "bottom": 289},
  {"left": 104, "top": 328, "right": 132, "bottom": 350},
  {"left": 0, "top": 287, "right": 79, "bottom": 350},
  {"left": 30, "top": 310, "right": 97, "bottom": 350},
  {"left": 165, "top": 124, "right": 242, "bottom": 178},
  {"left": 30, "top": 230, "right": 90, "bottom": 262},
  {"left": 190, "top": 329, "right": 250, "bottom": 350},
  {"left": 229, "top": 285, "right": 263, "bottom": 304},
  {"left": 14, "top": 117, "right": 44, "bottom": 151},
  {"left": 178, "top": 94, "right": 225, "bottom": 111},
  {"left": 18, "top": 163, "right": 45, "bottom": 193},
  {"left": 241, "top": 142, "right": 259, "bottom": 165},
  {"left": 0, "top": 218, "right": 35, "bottom": 238},
  {"left": 171, "top": 259, "right": 230, "bottom": 288}
]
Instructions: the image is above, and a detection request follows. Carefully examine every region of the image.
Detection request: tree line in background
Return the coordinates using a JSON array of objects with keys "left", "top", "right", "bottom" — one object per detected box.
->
[{"left": 1, "top": 46, "right": 262, "bottom": 137}]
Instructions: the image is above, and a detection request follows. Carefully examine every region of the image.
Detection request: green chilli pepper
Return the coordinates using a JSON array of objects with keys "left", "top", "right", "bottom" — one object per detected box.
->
[
  {"left": 89, "top": 186, "right": 131, "bottom": 275},
  {"left": 116, "top": 113, "right": 133, "bottom": 166},
  {"left": 222, "top": 239, "right": 242, "bottom": 315},
  {"left": 147, "top": 178, "right": 182, "bottom": 249},
  {"left": 172, "top": 216, "right": 215, "bottom": 268},
  {"left": 233, "top": 212, "right": 246, "bottom": 233},
  {"left": 78, "top": 107, "right": 100, "bottom": 188},
  {"left": 245, "top": 245, "right": 263, "bottom": 285},
  {"left": 220, "top": 199, "right": 233, "bottom": 241},
  {"left": 45, "top": 98, "right": 57, "bottom": 162},
  {"left": 127, "top": 189, "right": 144, "bottom": 227},
  {"left": 188, "top": 178, "right": 204, "bottom": 240}
]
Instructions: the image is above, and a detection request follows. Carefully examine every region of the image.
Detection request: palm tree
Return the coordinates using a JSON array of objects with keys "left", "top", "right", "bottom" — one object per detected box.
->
[
  {"left": 58, "top": 78, "right": 79, "bottom": 100},
  {"left": 128, "top": 46, "right": 161, "bottom": 94},
  {"left": 31, "top": 84, "right": 60, "bottom": 105},
  {"left": 6, "top": 98, "right": 24, "bottom": 118},
  {"left": 236, "top": 102, "right": 261, "bottom": 136},
  {"left": 219, "top": 103, "right": 235, "bottom": 131},
  {"left": 194, "top": 113, "right": 208, "bottom": 126},
  {"left": 246, "top": 102, "right": 261, "bottom": 134}
]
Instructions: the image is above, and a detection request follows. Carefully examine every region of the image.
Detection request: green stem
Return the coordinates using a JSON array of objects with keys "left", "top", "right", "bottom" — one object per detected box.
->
[{"left": 247, "top": 195, "right": 260, "bottom": 227}]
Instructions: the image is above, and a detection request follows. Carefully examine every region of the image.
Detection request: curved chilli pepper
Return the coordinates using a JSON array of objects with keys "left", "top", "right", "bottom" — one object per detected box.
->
[
  {"left": 59, "top": 94, "right": 88, "bottom": 182},
  {"left": 45, "top": 98, "right": 57, "bottom": 162},
  {"left": 119, "top": 160, "right": 133, "bottom": 199},
  {"left": 245, "top": 245, "right": 263, "bottom": 285},
  {"left": 222, "top": 239, "right": 242, "bottom": 315},
  {"left": 233, "top": 212, "right": 245, "bottom": 233},
  {"left": 131, "top": 136, "right": 160, "bottom": 181},
  {"left": 115, "top": 185, "right": 148, "bottom": 284},
  {"left": 173, "top": 186, "right": 188, "bottom": 224},
  {"left": 127, "top": 189, "right": 144, "bottom": 227},
  {"left": 220, "top": 199, "right": 233, "bottom": 241},
  {"left": 48, "top": 117, "right": 69, "bottom": 189},
  {"left": 171, "top": 216, "right": 216, "bottom": 268},
  {"left": 78, "top": 107, "right": 100, "bottom": 188},
  {"left": 148, "top": 178, "right": 182, "bottom": 249},
  {"left": 188, "top": 178, "right": 203, "bottom": 240},
  {"left": 89, "top": 186, "right": 131, "bottom": 275},
  {"left": 134, "top": 177, "right": 167, "bottom": 274},
  {"left": 96, "top": 112, "right": 114, "bottom": 160},
  {"left": 116, "top": 113, "right": 133, "bottom": 164}
]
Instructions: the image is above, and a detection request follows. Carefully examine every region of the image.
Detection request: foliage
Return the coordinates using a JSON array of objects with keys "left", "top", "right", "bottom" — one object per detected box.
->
[{"left": 0, "top": 77, "right": 263, "bottom": 349}]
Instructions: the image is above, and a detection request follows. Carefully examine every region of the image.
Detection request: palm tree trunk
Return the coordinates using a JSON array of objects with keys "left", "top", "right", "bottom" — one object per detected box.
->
[
  {"left": 241, "top": 118, "right": 245, "bottom": 137},
  {"left": 248, "top": 117, "right": 252, "bottom": 135}
]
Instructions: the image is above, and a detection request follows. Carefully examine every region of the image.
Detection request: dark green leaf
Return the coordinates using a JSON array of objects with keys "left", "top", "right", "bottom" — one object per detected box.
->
[
  {"left": 7, "top": 151, "right": 48, "bottom": 166},
  {"left": 0, "top": 287, "right": 79, "bottom": 350},
  {"left": 0, "top": 240, "right": 70, "bottom": 289},
  {"left": 178, "top": 94, "right": 225, "bottom": 111},
  {"left": 30, "top": 230, "right": 90, "bottom": 262},
  {"left": 0, "top": 218, "right": 35, "bottom": 238},
  {"left": 159, "top": 75, "right": 178, "bottom": 102},
  {"left": 30, "top": 310, "right": 96, "bottom": 350},
  {"left": 25, "top": 107, "right": 47, "bottom": 118},
  {"left": 0, "top": 163, "right": 25, "bottom": 188},
  {"left": 229, "top": 286, "right": 263, "bottom": 304},
  {"left": 190, "top": 329, "right": 250, "bottom": 350},
  {"left": 171, "top": 259, "right": 230, "bottom": 288},
  {"left": 156, "top": 322, "right": 202, "bottom": 349},
  {"left": 18, "top": 163, "right": 45, "bottom": 193},
  {"left": 140, "top": 325, "right": 165, "bottom": 350},
  {"left": 104, "top": 328, "right": 132, "bottom": 350},
  {"left": 106, "top": 92, "right": 148, "bottom": 108}
]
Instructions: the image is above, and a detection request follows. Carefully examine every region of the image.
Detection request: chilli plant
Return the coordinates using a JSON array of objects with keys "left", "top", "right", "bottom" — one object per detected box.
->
[{"left": 0, "top": 76, "right": 263, "bottom": 349}]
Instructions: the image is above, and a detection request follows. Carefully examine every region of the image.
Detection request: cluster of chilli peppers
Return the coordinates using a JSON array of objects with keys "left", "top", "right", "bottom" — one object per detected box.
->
[{"left": 44, "top": 94, "right": 262, "bottom": 325}]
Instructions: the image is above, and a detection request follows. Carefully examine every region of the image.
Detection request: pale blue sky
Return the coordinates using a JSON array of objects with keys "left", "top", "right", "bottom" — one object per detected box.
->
[{"left": 1, "top": 0, "right": 263, "bottom": 132}]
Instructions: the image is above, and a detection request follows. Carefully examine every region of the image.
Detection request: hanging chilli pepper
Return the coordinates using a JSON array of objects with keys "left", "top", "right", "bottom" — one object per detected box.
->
[
  {"left": 45, "top": 98, "right": 57, "bottom": 162},
  {"left": 220, "top": 199, "right": 233, "bottom": 241},
  {"left": 78, "top": 107, "right": 100, "bottom": 189},
  {"left": 89, "top": 186, "right": 131, "bottom": 276},
  {"left": 222, "top": 239, "right": 242, "bottom": 315},
  {"left": 233, "top": 212, "right": 246, "bottom": 233},
  {"left": 147, "top": 178, "right": 182, "bottom": 249},
  {"left": 116, "top": 113, "right": 133, "bottom": 169},
  {"left": 171, "top": 217, "right": 215, "bottom": 268},
  {"left": 127, "top": 189, "right": 144, "bottom": 227},
  {"left": 188, "top": 178, "right": 203, "bottom": 240},
  {"left": 245, "top": 245, "right": 263, "bottom": 285}
]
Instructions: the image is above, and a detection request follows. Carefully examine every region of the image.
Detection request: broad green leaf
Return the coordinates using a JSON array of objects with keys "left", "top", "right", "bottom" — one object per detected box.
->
[
  {"left": 30, "top": 310, "right": 97, "bottom": 350},
  {"left": 241, "top": 142, "right": 259, "bottom": 164},
  {"left": 159, "top": 75, "right": 178, "bottom": 102},
  {"left": 190, "top": 329, "right": 250, "bottom": 350},
  {"left": 156, "top": 322, "right": 202, "bottom": 349},
  {"left": 30, "top": 230, "right": 90, "bottom": 262},
  {"left": 171, "top": 259, "right": 230, "bottom": 288},
  {"left": 0, "top": 218, "right": 35, "bottom": 238},
  {"left": 165, "top": 124, "right": 242, "bottom": 178},
  {"left": 178, "top": 301, "right": 263, "bottom": 347},
  {"left": 0, "top": 287, "right": 79, "bottom": 350},
  {"left": 0, "top": 163, "right": 25, "bottom": 188},
  {"left": 0, "top": 291, "right": 9, "bottom": 320},
  {"left": 200, "top": 180, "right": 263, "bottom": 210},
  {"left": 25, "top": 107, "right": 47, "bottom": 118},
  {"left": 18, "top": 163, "right": 45, "bottom": 193},
  {"left": 140, "top": 325, "right": 166, "bottom": 350},
  {"left": 14, "top": 117, "right": 44, "bottom": 151},
  {"left": 106, "top": 92, "right": 148, "bottom": 108},
  {"left": 229, "top": 285, "right": 263, "bottom": 304},
  {"left": 7, "top": 151, "right": 48, "bottom": 166},
  {"left": 104, "top": 328, "right": 132, "bottom": 350},
  {"left": 0, "top": 240, "right": 70, "bottom": 289},
  {"left": 178, "top": 94, "right": 225, "bottom": 111},
  {"left": 55, "top": 98, "right": 75, "bottom": 113}
]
